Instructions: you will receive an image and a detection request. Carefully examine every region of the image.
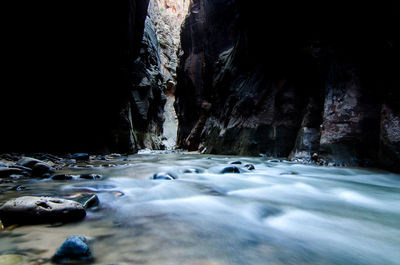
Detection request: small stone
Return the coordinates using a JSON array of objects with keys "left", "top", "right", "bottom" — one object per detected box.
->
[
  {"left": 230, "top": 161, "right": 242, "bottom": 165},
  {"left": 220, "top": 166, "right": 240, "bottom": 174},
  {"left": 76, "top": 194, "right": 99, "bottom": 209},
  {"left": 9, "top": 185, "right": 28, "bottom": 191},
  {"left": 0, "top": 196, "right": 86, "bottom": 226},
  {"left": 268, "top": 159, "right": 280, "bottom": 163},
  {"left": 152, "top": 172, "right": 177, "bottom": 180},
  {"left": 52, "top": 235, "right": 93, "bottom": 263},
  {"left": 311, "top": 152, "right": 318, "bottom": 162},
  {"left": 244, "top": 164, "right": 255, "bottom": 170},
  {"left": 97, "top": 155, "right": 107, "bottom": 160},
  {"left": 79, "top": 174, "right": 102, "bottom": 180}
]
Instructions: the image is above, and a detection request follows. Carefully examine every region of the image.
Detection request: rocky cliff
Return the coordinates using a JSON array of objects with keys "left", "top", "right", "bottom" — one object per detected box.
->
[
  {"left": 2, "top": 0, "right": 155, "bottom": 154},
  {"left": 1, "top": 0, "right": 173, "bottom": 154},
  {"left": 175, "top": 0, "right": 400, "bottom": 171}
]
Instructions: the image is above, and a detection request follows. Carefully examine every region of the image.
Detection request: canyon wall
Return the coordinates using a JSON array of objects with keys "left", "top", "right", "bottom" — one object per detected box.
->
[
  {"left": 175, "top": 0, "right": 400, "bottom": 171},
  {"left": 1, "top": 0, "right": 175, "bottom": 154},
  {"left": 2, "top": 0, "right": 154, "bottom": 154}
]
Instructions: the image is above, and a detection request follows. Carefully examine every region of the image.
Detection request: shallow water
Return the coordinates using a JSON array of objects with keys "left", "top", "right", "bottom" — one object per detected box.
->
[{"left": 1, "top": 152, "right": 400, "bottom": 265}]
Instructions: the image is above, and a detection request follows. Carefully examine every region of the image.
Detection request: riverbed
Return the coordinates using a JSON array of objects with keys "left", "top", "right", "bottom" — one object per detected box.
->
[{"left": 1, "top": 152, "right": 400, "bottom": 265}]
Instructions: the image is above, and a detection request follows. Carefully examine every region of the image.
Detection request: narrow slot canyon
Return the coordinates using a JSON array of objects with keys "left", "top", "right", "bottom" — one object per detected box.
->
[{"left": 0, "top": 1, "right": 399, "bottom": 264}]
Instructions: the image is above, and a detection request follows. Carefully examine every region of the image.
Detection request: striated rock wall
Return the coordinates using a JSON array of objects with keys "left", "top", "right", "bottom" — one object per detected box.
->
[{"left": 175, "top": 0, "right": 400, "bottom": 171}]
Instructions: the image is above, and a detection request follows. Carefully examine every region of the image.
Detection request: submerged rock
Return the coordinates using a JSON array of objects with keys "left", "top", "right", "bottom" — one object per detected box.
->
[
  {"left": 152, "top": 172, "right": 177, "bottom": 180},
  {"left": 280, "top": 171, "right": 298, "bottom": 175},
  {"left": 220, "top": 166, "right": 240, "bottom": 174},
  {"left": 230, "top": 161, "right": 242, "bottom": 165},
  {"left": 52, "top": 235, "right": 93, "bottom": 264},
  {"left": 0, "top": 196, "right": 86, "bottom": 226}
]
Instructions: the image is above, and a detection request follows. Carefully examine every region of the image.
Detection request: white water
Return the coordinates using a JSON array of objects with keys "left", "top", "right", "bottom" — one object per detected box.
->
[{"left": 1, "top": 153, "right": 399, "bottom": 264}]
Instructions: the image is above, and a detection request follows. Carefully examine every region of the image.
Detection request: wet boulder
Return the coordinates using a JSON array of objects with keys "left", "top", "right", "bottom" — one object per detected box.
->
[
  {"left": 32, "top": 162, "right": 53, "bottom": 178},
  {"left": 152, "top": 172, "right": 177, "bottom": 180},
  {"left": 244, "top": 164, "right": 255, "bottom": 170},
  {"left": 52, "top": 235, "right": 93, "bottom": 264},
  {"left": 0, "top": 196, "right": 86, "bottom": 226},
  {"left": 9, "top": 165, "right": 33, "bottom": 173},
  {"left": 220, "top": 166, "right": 240, "bottom": 174},
  {"left": 17, "top": 157, "right": 43, "bottom": 168},
  {"left": 230, "top": 161, "right": 242, "bottom": 165},
  {"left": 0, "top": 167, "right": 26, "bottom": 178}
]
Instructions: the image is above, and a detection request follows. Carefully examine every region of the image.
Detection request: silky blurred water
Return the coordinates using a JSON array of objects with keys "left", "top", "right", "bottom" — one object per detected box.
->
[{"left": 1, "top": 152, "right": 400, "bottom": 265}]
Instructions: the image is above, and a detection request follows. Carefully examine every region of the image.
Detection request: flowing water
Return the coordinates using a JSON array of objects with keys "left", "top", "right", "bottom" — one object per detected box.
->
[{"left": 1, "top": 152, "right": 400, "bottom": 265}]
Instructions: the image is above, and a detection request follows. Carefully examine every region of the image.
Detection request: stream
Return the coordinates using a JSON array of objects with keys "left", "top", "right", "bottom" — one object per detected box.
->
[{"left": 1, "top": 152, "right": 400, "bottom": 265}]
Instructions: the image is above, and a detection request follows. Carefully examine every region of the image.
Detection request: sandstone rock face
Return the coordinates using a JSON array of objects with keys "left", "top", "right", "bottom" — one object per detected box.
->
[
  {"left": 175, "top": 0, "right": 399, "bottom": 171},
  {"left": 118, "top": 0, "right": 189, "bottom": 150}
]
